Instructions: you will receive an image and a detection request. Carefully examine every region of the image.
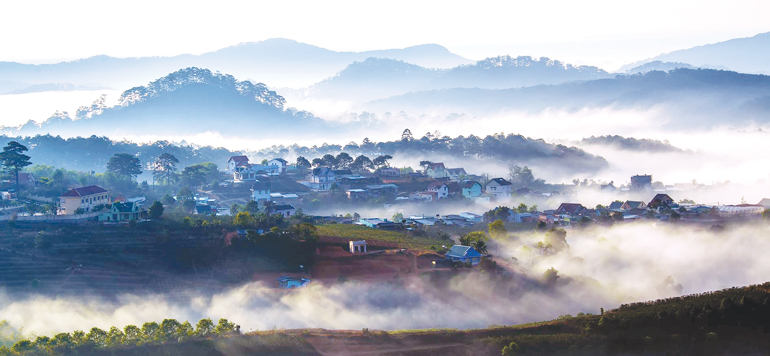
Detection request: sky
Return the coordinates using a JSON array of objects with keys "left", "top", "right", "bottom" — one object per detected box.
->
[{"left": 2, "top": 0, "right": 769, "bottom": 70}]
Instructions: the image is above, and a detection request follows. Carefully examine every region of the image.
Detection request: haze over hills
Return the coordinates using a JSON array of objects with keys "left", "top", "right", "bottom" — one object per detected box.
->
[
  {"left": 289, "top": 55, "right": 612, "bottom": 104},
  {"left": 2, "top": 68, "right": 328, "bottom": 138},
  {"left": 365, "top": 68, "right": 770, "bottom": 127},
  {"left": 0, "top": 38, "right": 472, "bottom": 91},
  {"left": 620, "top": 32, "right": 770, "bottom": 74}
]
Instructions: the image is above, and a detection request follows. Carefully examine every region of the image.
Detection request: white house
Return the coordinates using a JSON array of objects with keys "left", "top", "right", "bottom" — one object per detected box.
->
[
  {"left": 485, "top": 178, "right": 512, "bottom": 201},
  {"left": 427, "top": 182, "right": 449, "bottom": 199},
  {"left": 446, "top": 168, "right": 467, "bottom": 181},
  {"left": 272, "top": 204, "right": 296, "bottom": 217},
  {"left": 426, "top": 163, "right": 448, "bottom": 178},
  {"left": 59, "top": 185, "right": 110, "bottom": 215},
  {"left": 227, "top": 155, "right": 250, "bottom": 174},
  {"left": 251, "top": 181, "right": 271, "bottom": 202},
  {"left": 306, "top": 167, "right": 336, "bottom": 191},
  {"left": 268, "top": 158, "right": 288, "bottom": 174}
]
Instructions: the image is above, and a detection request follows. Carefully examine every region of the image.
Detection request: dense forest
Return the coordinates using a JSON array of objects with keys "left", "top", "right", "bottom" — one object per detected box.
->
[
  {"left": 0, "top": 134, "right": 237, "bottom": 173},
  {"left": 254, "top": 130, "right": 608, "bottom": 174}
]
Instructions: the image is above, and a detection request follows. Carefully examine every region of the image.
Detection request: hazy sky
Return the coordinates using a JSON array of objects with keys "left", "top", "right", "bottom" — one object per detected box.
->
[{"left": 2, "top": 0, "right": 769, "bottom": 70}]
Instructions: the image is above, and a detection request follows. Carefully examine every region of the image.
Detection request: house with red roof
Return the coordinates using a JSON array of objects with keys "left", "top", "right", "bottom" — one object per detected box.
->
[{"left": 59, "top": 185, "right": 110, "bottom": 215}]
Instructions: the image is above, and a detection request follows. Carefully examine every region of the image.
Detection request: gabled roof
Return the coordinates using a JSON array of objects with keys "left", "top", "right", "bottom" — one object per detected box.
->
[
  {"left": 445, "top": 245, "right": 482, "bottom": 258},
  {"left": 758, "top": 198, "right": 770, "bottom": 207},
  {"left": 228, "top": 155, "right": 249, "bottom": 163},
  {"left": 273, "top": 204, "right": 296, "bottom": 211},
  {"left": 488, "top": 178, "right": 512, "bottom": 186},
  {"left": 270, "top": 158, "right": 288, "bottom": 163},
  {"left": 462, "top": 180, "right": 481, "bottom": 188},
  {"left": 624, "top": 201, "right": 646, "bottom": 209},
  {"left": 251, "top": 180, "right": 272, "bottom": 191},
  {"left": 608, "top": 201, "right": 623, "bottom": 210},
  {"left": 446, "top": 168, "right": 466, "bottom": 175},
  {"left": 427, "top": 182, "right": 447, "bottom": 190},
  {"left": 61, "top": 185, "right": 108, "bottom": 197},
  {"left": 111, "top": 202, "right": 137, "bottom": 213},
  {"left": 445, "top": 182, "right": 461, "bottom": 193},
  {"left": 557, "top": 203, "right": 585, "bottom": 214},
  {"left": 651, "top": 194, "right": 673, "bottom": 202},
  {"left": 312, "top": 167, "right": 333, "bottom": 175}
]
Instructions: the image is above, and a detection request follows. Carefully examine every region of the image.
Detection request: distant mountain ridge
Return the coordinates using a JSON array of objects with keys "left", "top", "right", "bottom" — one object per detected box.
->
[
  {"left": 291, "top": 55, "right": 612, "bottom": 103},
  {"left": 0, "top": 38, "right": 472, "bottom": 90},
  {"left": 365, "top": 68, "right": 770, "bottom": 127},
  {"left": 620, "top": 32, "right": 770, "bottom": 74}
]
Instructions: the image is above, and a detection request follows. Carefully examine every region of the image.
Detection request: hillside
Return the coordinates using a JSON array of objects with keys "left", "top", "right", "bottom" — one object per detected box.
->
[
  {"left": 0, "top": 39, "right": 472, "bottom": 90},
  {"left": 365, "top": 68, "right": 770, "bottom": 127},
  {"left": 620, "top": 31, "right": 770, "bottom": 74},
  {"left": 6, "top": 282, "right": 769, "bottom": 355},
  {"left": 4, "top": 68, "right": 329, "bottom": 138}
]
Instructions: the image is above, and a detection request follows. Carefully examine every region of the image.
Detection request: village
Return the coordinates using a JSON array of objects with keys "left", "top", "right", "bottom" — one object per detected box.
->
[{"left": 1, "top": 148, "right": 768, "bottom": 296}]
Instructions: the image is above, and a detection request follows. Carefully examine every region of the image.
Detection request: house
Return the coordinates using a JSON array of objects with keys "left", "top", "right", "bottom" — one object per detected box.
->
[
  {"left": 446, "top": 168, "right": 467, "bottom": 181},
  {"left": 346, "top": 189, "right": 368, "bottom": 201},
  {"left": 332, "top": 169, "right": 353, "bottom": 179},
  {"left": 445, "top": 182, "right": 461, "bottom": 196},
  {"left": 365, "top": 184, "right": 398, "bottom": 198},
  {"left": 276, "top": 276, "right": 311, "bottom": 289},
  {"left": 600, "top": 182, "right": 616, "bottom": 192},
  {"left": 338, "top": 176, "right": 376, "bottom": 190},
  {"left": 358, "top": 218, "right": 385, "bottom": 228},
  {"left": 194, "top": 205, "right": 213, "bottom": 215},
  {"left": 426, "top": 163, "right": 448, "bottom": 178},
  {"left": 556, "top": 203, "right": 586, "bottom": 216},
  {"left": 227, "top": 155, "right": 250, "bottom": 174},
  {"left": 445, "top": 245, "right": 483, "bottom": 265},
  {"left": 17, "top": 172, "right": 37, "bottom": 187},
  {"left": 272, "top": 204, "right": 296, "bottom": 217},
  {"left": 459, "top": 212, "right": 483, "bottom": 223},
  {"left": 631, "top": 175, "right": 653, "bottom": 191},
  {"left": 349, "top": 240, "right": 367, "bottom": 253},
  {"left": 267, "top": 158, "right": 288, "bottom": 174},
  {"left": 509, "top": 212, "right": 534, "bottom": 223},
  {"left": 234, "top": 164, "right": 280, "bottom": 182},
  {"left": 608, "top": 201, "right": 624, "bottom": 211},
  {"left": 758, "top": 198, "right": 770, "bottom": 209},
  {"left": 251, "top": 181, "right": 272, "bottom": 202},
  {"left": 307, "top": 167, "right": 336, "bottom": 191},
  {"left": 461, "top": 181, "right": 483, "bottom": 199},
  {"left": 59, "top": 185, "right": 110, "bottom": 215},
  {"left": 485, "top": 178, "right": 512, "bottom": 201},
  {"left": 376, "top": 167, "right": 401, "bottom": 178},
  {"left": 427, "top": 182, "right": 449, "bottom": 199},
  {"left": 98, "top": 202, "right": 141, "bottom": 222},
  {"left": 620, "top": 201, "right": 647, "bottom": 210},
  {"left": 648, "top": 194, "right": 674, "bottom": 209}
]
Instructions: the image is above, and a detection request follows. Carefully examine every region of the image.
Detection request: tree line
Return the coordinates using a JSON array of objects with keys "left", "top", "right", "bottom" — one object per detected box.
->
[{"left": 0, "top": 318, "right": 237, "bottom": 356}]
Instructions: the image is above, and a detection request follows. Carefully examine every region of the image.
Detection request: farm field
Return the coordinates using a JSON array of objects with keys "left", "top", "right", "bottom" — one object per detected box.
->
[{"left": 316, "top": 224, "right": 450, "bottom": 251}]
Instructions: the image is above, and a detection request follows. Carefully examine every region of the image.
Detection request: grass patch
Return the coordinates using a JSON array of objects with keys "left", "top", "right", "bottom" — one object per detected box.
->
[{"left": 316, "top": 224, "right": 448, "bottom": 250}]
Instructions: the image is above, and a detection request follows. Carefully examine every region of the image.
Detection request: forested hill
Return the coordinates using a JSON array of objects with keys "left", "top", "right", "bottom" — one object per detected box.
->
[
  {"left": 364, "top": 68, "right": 770, "bottom": 127},
  {"left": 1, "top": 135, "right": 238, "bottom": 173},
  {"left": 2, "top": 68, "right": 330, "bottom": 138},
  {"left": 253, "top": 132, "right": 609, "bottom": 175}
]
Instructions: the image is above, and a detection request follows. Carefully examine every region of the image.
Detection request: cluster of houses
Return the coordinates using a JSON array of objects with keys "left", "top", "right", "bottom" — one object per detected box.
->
[{"left": 227, "top": 155, "right": 524, "bottom": 207}]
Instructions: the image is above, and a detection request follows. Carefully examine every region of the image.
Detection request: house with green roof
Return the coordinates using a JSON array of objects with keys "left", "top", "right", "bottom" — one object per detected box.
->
[{"left": 98, "top": 202, "right": 141, "bottom": 222}]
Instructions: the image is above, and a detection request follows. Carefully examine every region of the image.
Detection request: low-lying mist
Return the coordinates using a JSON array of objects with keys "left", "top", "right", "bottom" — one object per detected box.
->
[{"left": 3, "top": 223, "right": 770, "bottom": 338}]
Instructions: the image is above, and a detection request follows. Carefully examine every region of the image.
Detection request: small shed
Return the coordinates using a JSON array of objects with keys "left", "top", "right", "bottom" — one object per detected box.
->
[
  {"left": 349, "top": 240, "right": 367, "bottom": 253},
  {"left": 276, "top": 276, "right": 311, "bottom": 289}
]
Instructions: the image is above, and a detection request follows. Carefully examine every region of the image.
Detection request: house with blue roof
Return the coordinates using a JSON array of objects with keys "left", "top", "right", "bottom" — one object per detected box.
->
[
  {"left": 445, "top": 245, "right": 483, "bottom": 265},
  {"left": 276, "top": 276, "right": 311, "bottom": 289}
]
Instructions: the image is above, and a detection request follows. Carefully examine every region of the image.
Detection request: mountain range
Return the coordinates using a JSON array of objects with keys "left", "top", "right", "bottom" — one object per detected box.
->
[
  {"left": 364, "top": 68, "right": 770, "bottom": 127},
  {"left": 0, "top": 38, "right": 472, "bottom": 92},
  {"left": 289, "top": 56, "right": 611, "bottom": 103},
  {"left": 619, "top": 31, "right": 770, "bottom": 74}
]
